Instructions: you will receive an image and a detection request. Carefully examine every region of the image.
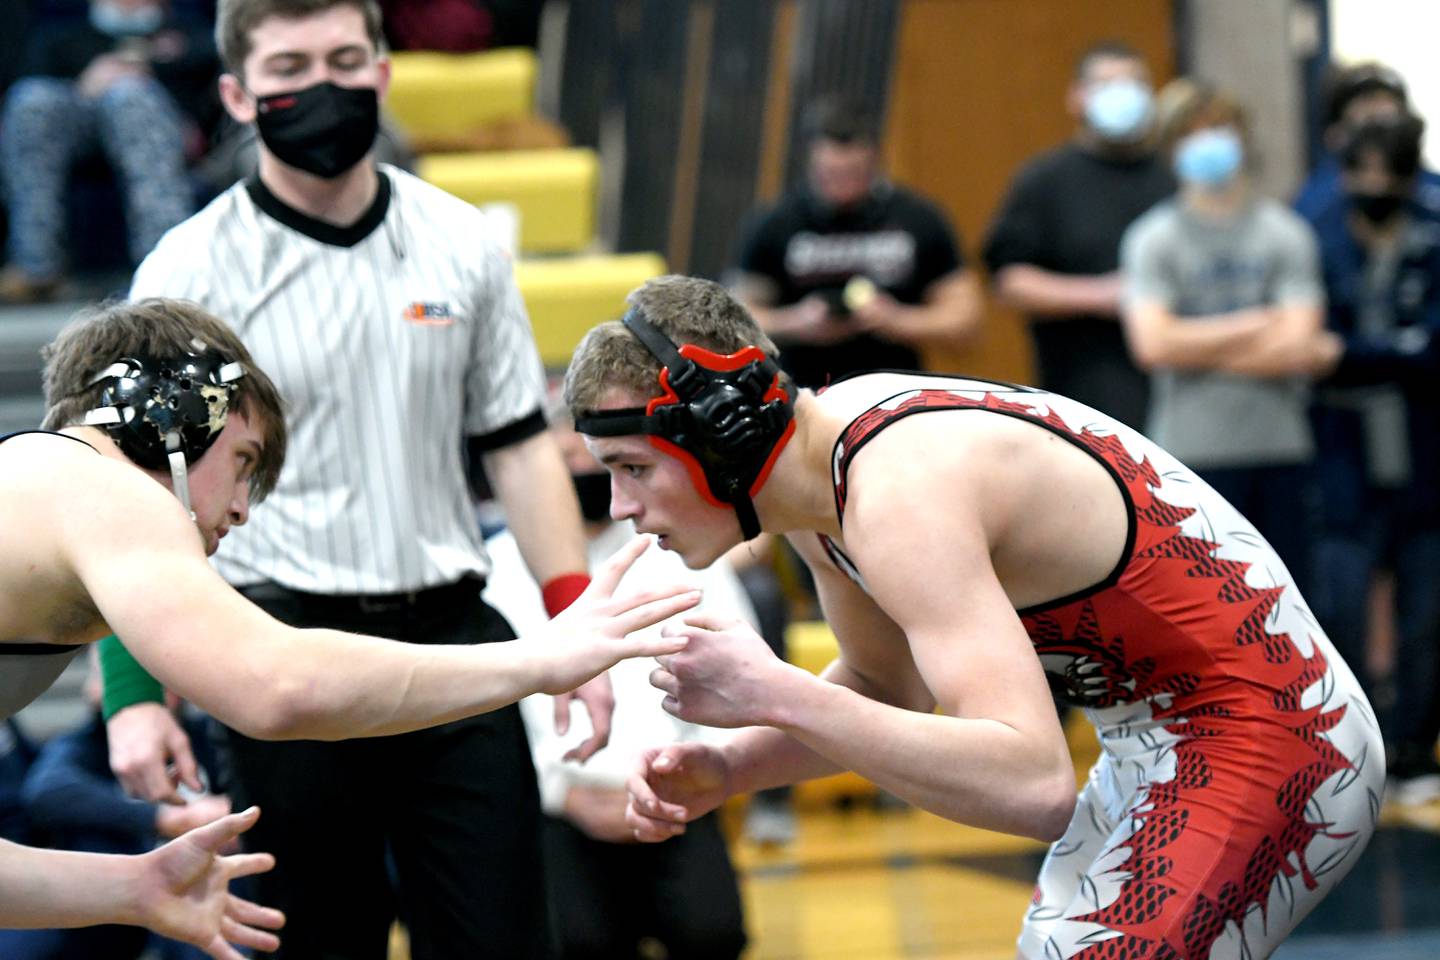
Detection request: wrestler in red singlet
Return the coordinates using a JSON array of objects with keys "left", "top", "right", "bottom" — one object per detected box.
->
[{"left": 817, "top": 375, "right": 1382, "bottom": 960}]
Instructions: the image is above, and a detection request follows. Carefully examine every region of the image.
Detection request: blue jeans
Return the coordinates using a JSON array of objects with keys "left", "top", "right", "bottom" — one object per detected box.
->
[
  {"left": 0, "top": 75, "right": 191, "bottom": 276},
  {"left": 0, "top": 927, "right": 210, "bottom": 960},
  {"left": 1310, "top": 490, "right": 1440, "bottom": 749}
]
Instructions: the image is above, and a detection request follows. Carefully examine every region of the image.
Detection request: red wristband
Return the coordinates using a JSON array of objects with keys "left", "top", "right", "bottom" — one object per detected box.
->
[{"left": 542, "top": 573, "right": 590, "bottom": 617}]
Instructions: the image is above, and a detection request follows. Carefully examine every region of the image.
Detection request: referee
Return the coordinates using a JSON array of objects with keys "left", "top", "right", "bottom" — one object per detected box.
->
[{"left": 99, "top": 1, "right": 599, "bottom": 956}]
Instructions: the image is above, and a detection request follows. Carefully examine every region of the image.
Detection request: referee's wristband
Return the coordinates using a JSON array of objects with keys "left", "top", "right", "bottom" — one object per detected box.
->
[
  {"left": 98, "top": 634, "right": 165, "bottom": 719},
  {"left": 542, "top": 573, "right": 590, "bottom": 618}
]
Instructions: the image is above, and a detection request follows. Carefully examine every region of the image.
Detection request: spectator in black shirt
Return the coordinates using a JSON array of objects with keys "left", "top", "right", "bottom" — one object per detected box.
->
[
  {"left": 732, "top": 100, "right": 981, "bottom": 389},
  {"left": 0, "top": 0, "right": 220, "bottom": 303},
  {"left": 983, "top": 41, "right": 1175, "bottom": 430}
]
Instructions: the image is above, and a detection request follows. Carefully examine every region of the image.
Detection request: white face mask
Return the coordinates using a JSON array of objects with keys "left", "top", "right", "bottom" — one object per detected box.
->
[{"left": 90, "top": 1, "right": 165, "bottom": 37}]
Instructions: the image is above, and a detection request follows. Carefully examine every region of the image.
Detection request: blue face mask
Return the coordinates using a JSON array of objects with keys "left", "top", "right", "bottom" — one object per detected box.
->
[
  {"left": 90, "top": 1, "right": 165, "bottom": 37},
  {"left": 1084, "top": 79, "right": 1155, "bottom": 142},
  {"left": 1173, "top": 127, "right": 1244, "bottom": 189}
]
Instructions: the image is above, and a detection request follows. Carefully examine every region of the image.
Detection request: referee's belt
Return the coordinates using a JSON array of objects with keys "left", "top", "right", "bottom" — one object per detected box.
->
[{"left": 243, "top": 577, "right": 484, "bottom": 618}]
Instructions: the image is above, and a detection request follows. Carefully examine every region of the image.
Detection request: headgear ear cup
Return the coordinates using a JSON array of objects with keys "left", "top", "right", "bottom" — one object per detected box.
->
[
  {"left": 84, "top": 345, "right": 246, "bottom": 515},
  {"left": 575, "top": 309, "right": 795, "bottom": 540}
]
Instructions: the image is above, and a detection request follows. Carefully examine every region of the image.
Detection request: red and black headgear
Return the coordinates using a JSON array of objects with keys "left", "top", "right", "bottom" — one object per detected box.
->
[{"left": 574, "top": 309, "right": 795, "bottom": 540}]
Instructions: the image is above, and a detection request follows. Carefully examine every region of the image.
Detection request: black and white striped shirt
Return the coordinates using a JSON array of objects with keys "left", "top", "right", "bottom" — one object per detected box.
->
[{"left": 131, "top": 165, "right": 547, "bottom": 593}]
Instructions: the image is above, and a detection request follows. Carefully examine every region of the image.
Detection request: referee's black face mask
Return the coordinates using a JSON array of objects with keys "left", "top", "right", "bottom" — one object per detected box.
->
[
  {"left": 572, "top": 471, "right": 613, "bottom": 524},
  {"left": 254, "top": 81, "right": 379, "bottom": 179}
]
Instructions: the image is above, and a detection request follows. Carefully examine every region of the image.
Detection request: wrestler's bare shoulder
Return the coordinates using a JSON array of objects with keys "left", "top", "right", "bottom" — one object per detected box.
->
[
  {"left": 0, "top": 437, "right": 109, "bottom": 644},
  {"left": 0, "top": 434, "right": 137, "bottom": 643},
  {"left": 0, "top": 430, "right": 103, "bottom": 479},
  {"left": 811, "top": 373, "right": 1069, "bottom": 475},
  {"left": 0, "top": 430, "right": 162, "bottom": 499}
]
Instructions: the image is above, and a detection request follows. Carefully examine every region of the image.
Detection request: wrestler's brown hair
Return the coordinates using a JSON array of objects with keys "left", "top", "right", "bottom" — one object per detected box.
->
[
  {"left": 563, "top": 276, "right": 788, "bottom": 418},
  {"left": 41, "top": 298, "right": 288, "bottom": 502}
]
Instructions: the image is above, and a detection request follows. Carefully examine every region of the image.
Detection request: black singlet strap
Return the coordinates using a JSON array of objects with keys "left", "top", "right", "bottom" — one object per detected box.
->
[
  {"left": 0, "top": 642, "right": 85, "bottom": 656},
  {"left": 0, "top": 430, "right": 99, "bottom": 453}
]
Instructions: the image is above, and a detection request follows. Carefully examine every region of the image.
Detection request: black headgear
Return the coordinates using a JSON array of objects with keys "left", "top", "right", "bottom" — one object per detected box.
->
[
  {"left": 83, "top": 342, "right": 246, "bottom": 516},
  {"left": 574, "top": 309, "right": 796, "bottom": 540}
]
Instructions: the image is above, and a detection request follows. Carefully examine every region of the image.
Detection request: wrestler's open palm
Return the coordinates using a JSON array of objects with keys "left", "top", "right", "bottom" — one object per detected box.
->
[
  {"left": 135, "top": 806, "right": 284, "bottom": 960},
  {"left": 625, "top": 743, "right": 730, "bottom": 842},
  {"left": 535, "top": 536, "right": 700, "bottom": 696}
]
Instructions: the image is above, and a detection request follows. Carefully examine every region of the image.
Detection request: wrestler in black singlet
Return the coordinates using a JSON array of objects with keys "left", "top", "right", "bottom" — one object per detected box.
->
[{"left": 0, "top": 431, "right": 98, "bottom": 720}]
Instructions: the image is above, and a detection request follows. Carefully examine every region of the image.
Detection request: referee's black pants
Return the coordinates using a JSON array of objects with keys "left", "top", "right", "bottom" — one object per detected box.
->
[
  {"left": 541, "top": 811, "right": 746, "bottom": 959},
  {"left": 212, "top": 581, "right": 549, "bottom": 960}
]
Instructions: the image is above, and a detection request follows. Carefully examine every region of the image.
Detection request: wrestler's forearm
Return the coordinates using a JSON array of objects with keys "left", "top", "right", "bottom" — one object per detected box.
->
[
  {"left": 754, "top": 670, "right": 1075, "bottom": 841},
  {"left": 0, "top": 840, "right": 141, "bottom": 929},
  {"left": 717, "top": 656, "right": 913, "bottom": 794},
  {"left": 157, "top": 627, "right": 548, "bottom": 741},
  {"left": 278, "top": 629, "right": 551, "bottom": 739},
  {"left": 714, "top": 653, "right": 927, "bottom": 794},
  {"left": 717, "top": 724, "right": 846, "bottom": 795}
]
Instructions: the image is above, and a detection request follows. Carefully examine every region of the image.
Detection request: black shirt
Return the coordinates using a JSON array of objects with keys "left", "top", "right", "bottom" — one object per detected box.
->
[
  {"left": 737, "top": 183, "right": 963, "bottom": 388},
  {"left": 983, "top": 143, "right": 1175, "bottom": 430}
]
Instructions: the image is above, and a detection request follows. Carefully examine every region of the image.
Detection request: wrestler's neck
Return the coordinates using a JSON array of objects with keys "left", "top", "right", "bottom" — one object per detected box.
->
[
  {"left": 257, "top": 150, "right": 380, "bottom": 227},
  {"left": 60, "top": 426, "right": 178, "bottom": 493},
  {"left": 752, "top": 391, "right": 845, "bottom": 540},
  {"left": 61, "top": 425, "right": 129, "bottom": 464}
]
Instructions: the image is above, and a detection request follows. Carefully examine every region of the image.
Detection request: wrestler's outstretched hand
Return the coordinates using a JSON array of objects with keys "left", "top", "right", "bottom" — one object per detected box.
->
[
  {"left": 534, "top": 536, "right": 701, "bottom": 700},
  {"left": 134, "top": 806, "right": 284, "bottom": 960},
  {"left": 625, "top": 742, "right": 731, "bottom": 842}
]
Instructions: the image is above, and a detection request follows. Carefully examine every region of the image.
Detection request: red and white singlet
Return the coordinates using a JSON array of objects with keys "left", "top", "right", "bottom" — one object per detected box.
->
[{"left": 815, "top": 374, "right": 1382, "bottom": 960}]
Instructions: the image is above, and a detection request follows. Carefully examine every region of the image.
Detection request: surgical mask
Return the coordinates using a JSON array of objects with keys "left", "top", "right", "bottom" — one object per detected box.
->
[
  {"left": 254, "top": 81, "right": 379, "bottom": 179},
  {"left": 1084, "top": 79, "right": 1155, "bottom": 142},
  {"left": 90, "top": 1, "right": 165, "bottom": 36},
  {"left": 571, "top": 472, "right": 612, "bottom": 523},
  {"left": 1173, "top": 128, "right": 1244, "bottom": 189},
  {"left": 1350, "top": 192, "right": 1407, "bottom": 224}
]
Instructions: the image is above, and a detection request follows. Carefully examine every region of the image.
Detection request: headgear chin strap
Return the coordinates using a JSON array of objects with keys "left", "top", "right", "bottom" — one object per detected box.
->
[
  {"left": 83, "top": 339, "right": 246, "bottom": 518},
  {"left": 575, "top": 309, "right": 795, "bottom": 540}
]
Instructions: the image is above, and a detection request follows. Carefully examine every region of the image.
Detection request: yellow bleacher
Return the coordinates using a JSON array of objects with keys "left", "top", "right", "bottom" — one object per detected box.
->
[
  {"left": 515, "top": 253, "right": 667, "bottom": 368},
  {"left": 387, "top": 47, "right": 663, "bottom": 343},
  {"left": 419, "top": 149, "right": 599, "bottom": 255},
  {"left": 385, "top": 49, "right": 537, "bottom": 141}
]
